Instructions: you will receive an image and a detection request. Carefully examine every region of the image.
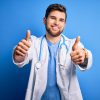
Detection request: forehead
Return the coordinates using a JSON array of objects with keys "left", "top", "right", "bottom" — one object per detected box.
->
[{"left": 48, "top": 10, "right": 66, "bottom": 19}]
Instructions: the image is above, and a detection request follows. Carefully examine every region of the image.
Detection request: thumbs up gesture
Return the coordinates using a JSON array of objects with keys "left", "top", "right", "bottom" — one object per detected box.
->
[
  {"left": 70, "top": 36, "right": 86, "bottom": 65},
  {"left": 14, "top": 30, "right": 31, "bottom": 63}
]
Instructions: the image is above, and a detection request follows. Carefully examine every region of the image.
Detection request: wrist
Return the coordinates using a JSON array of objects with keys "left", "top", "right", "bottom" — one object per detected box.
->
[{"left": 83, "top": 48, "right": 88, "bottom": 58}]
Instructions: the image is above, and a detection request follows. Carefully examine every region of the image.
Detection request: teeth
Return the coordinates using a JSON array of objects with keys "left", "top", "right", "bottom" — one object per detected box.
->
[{"left": 52, "top": 26, "right": 58, "bottom": 30}]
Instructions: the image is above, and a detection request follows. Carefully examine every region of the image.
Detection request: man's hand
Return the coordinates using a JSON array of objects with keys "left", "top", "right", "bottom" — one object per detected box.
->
[
  {"left": 70, "top": 36, "right": 86, "bottom": 65},
  {"left": 13, "top": 30, "right": 31, "bottom": 63}
]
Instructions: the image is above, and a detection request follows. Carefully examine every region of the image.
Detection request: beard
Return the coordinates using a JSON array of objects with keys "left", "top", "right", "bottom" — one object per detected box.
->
[{"left": 45, "top": 24, "right": 64, "bottom": 37}]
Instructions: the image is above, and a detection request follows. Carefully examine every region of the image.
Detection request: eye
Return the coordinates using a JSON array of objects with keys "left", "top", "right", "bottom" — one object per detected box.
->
[
  {"left": 50, "top": 16, "right": 56, "bottom": 20},
  {"left": 59, "top": 18, "right": 65, "bottom": 22}
]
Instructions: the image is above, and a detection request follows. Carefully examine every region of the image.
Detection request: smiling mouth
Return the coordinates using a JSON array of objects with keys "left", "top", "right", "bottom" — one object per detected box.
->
[{"left": 51, "top": 26, "right": 59, "bottom": 31}]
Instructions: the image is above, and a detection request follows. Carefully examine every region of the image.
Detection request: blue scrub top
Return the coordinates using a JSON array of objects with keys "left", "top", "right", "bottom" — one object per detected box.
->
[{"left": 41, "top": 39, "right": 61, "bottom": 100}]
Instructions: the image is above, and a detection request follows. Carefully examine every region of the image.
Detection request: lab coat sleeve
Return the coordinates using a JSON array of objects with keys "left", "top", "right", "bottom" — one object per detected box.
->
[
  {"left": 77, "top": 49, "right": 93, "bottom": 71},
  {"left": 12, "top": 36, "right": 37, "bottom": 68}
]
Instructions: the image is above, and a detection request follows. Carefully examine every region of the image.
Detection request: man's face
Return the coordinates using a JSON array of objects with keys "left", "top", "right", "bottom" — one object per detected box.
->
[{"left": 44, "top": 10, "right": 66, "bottom": 37}]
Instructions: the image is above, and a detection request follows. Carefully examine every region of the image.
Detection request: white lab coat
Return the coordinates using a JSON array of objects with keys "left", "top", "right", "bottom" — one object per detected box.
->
[{"left": 13, "top": 35, "right": 92, "bottom": 100}]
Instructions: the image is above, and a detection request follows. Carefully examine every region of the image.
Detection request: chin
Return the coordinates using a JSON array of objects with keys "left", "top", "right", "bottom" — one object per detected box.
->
[{"left": 49, "top": 32, "right": 61, "bottom": 37}]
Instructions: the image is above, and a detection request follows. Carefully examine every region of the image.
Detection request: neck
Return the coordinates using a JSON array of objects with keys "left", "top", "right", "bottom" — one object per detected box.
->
[{"left": 46, "top": 33, "right": 61, "bottom": 44}]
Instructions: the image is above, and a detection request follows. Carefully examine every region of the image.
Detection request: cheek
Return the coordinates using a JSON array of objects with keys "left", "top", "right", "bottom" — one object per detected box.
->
[
  {"left": 60, "top": 22, "right": 65, "bottom": 28},
  {"left": 47, "top": 19, "right": 54, "bottom": 24},
  {"left": 46, "top": 20, "right": 52, "bottom": 27},
  {"left": 46, "top": 23, "right": 51, "bottom": 29},
  {"left": 60, "top": 25, "right": 65, "bottom": 30}
]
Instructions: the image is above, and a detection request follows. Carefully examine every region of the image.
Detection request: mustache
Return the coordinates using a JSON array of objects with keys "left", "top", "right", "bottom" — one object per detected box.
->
[{"left": 45, "top": 25, "right": 64, "bottom": 37}]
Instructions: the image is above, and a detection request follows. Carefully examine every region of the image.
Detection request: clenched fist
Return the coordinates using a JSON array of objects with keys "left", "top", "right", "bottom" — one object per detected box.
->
[
  {"left": 13, "top": 30, "right": 31, "bottom": 63},
  {"left": 70, "top": 36, "right": 86, "bottom": 65}
]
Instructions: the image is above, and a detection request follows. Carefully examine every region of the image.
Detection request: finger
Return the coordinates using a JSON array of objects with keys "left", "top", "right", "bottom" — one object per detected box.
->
[
  {"left": 73, "top": 59, "right": 84, "bottom": 65},
  {"left": 70, "top": 50, "right": 79, "bottom": 57},
  {"left": 72, "top": 57, "right": 83, "bottom": 62},
  {"left": 25, "top": 30, "right": 31, "bottom": 41},
  {"left": 15, "top": 50, "right": 26, "bottom": 57},
  {"left": 71, "top": 52, "right": 83, "bottom": 59},
  {"left": 16, "top": 46, "right": 27, "bottom": 54},
  {"left": 21, "top": 39, "right": 30, "bottom": 47},
  {"left": 18, "top": 42, "right": 29, "bottom": 51},
  {"left": 71, "top": 55, "right": 82, "bottom": 61},
  {"left": 75, "top": 61, "right": 83, "bottom": 65},
  {"left": 72, "top": 36, "right": 80, "bottom": 51}
]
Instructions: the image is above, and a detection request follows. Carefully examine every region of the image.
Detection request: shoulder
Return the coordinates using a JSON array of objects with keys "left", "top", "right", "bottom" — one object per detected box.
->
[
  {"left": 62, "top": 35, "right": 75, "bottom": 46},
  {"left": 30, "top": 35, "right": 43, "bottom": 43},
  {"left": 62, "top": 34, "right": 74, "bottom": 42},
  {"left": 63, "top": 35, "right": 84, "bottom": 48}
]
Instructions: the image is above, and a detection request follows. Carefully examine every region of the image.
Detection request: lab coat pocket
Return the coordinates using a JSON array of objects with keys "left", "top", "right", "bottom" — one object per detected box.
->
[
  {"left": 58, "top": 64, "right": 70, "bottom": 91},
  {"left": 65, "top": 53, "right": 72, "bottom": 69},
  {"left": 34, "top": 60, "right": 46, "bottom": 76},
  {"left": 59, "top": 53, "right": 72, "bottom": 81},
  {"left": 34, "top": 62, "right": 41, "bottom": 74},
  {"left": 60, "top": 53, "right": 72, "bottom": 70}
]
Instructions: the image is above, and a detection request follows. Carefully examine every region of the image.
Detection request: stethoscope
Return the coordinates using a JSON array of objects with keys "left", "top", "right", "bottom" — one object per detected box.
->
[
  {"left": 31, "top": 34, "right": 69, "bottom": 100},
  {"left": 38, "top": 34, "right": 69, "bottom": 64}
]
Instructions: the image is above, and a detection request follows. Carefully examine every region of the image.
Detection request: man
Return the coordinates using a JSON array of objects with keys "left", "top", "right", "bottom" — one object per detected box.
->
[{"left": 13, "top": 4, "right": 92, "bottom": 100}]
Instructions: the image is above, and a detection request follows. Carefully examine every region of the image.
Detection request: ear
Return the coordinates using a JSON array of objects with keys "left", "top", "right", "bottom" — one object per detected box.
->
[{"left": 43, "top": 17, "right": 46, "bottom": 24}]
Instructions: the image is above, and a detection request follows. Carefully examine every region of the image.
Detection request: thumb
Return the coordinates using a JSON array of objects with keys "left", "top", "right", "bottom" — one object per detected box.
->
[
  {"left": 25, "top": 30, "right": 31, "bottom": 41},
  {"left": 72, "top": 36, "right": 80, "bottom": 51}
]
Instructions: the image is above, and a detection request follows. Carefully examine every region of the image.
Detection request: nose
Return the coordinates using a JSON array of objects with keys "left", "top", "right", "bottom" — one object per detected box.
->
[{"left": 54, "top": 19, "right": 59, "bottom": 25}]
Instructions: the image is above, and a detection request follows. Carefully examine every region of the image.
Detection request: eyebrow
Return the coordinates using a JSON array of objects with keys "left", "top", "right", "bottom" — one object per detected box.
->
[{"left": 50, "top": 15, "right": 65, "bottom": 21}]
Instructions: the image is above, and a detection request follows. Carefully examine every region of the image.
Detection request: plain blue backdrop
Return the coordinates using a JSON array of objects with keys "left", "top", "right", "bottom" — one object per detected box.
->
[{"left": 0, "top": 0, "right": 100, "bottom": 100}]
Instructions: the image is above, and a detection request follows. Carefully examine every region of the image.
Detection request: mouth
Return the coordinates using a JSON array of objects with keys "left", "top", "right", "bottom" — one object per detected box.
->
[{"left": 51, "top": 25, "right": 59, "bottom": 31}]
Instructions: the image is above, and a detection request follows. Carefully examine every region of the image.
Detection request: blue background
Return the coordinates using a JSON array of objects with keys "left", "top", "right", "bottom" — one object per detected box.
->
[{"left": 0, "top": 0, "right": 100, "bottom": 100}]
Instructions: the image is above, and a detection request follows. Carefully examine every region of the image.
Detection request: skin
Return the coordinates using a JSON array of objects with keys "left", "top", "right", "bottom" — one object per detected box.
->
[
  {"left": 70, "top": 36, "right": 86, "bottom": 64},
  {"left": 13, "top": 10, "right": 86, "bottom": 64},
  {"left": 44, "top": 10, "right": 66, "bottom": 44},
  {"left": 13, "top": 30, "right": 31, "bottom": 63}
]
